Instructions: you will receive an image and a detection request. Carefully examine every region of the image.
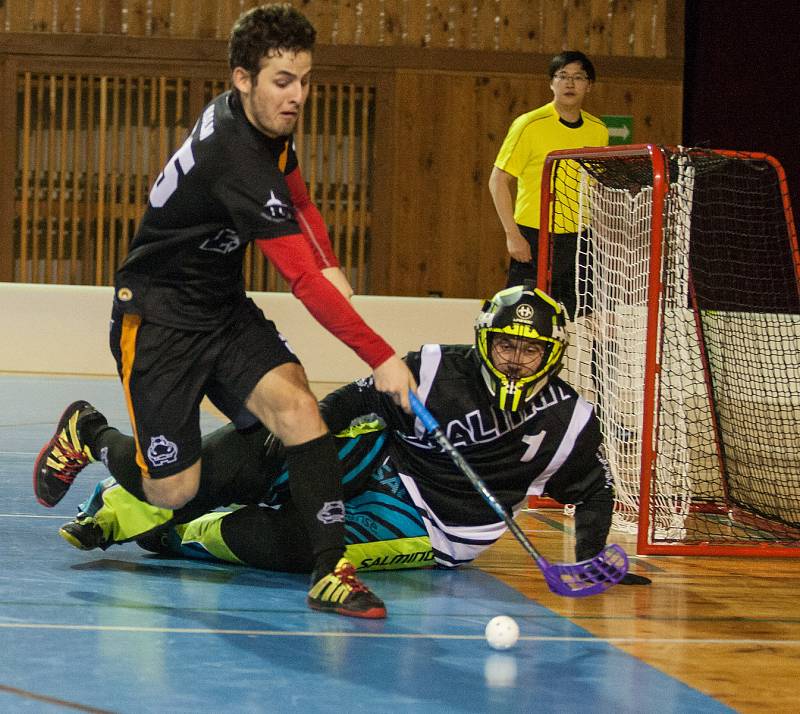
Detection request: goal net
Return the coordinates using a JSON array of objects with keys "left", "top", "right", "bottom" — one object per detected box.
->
[{"left": 540, "top": 145, "right": 800, "bottom": 555}]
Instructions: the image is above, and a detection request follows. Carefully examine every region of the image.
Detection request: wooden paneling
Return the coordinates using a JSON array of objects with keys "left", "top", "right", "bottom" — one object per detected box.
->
[
  {"left": 0, "top": 3, "right": 685, "bottom": 297},
  {"left": 9, "top": 60, "right": 377, "bottom": 290},
  {"left": 2, "top": 1, "right": 682, "bottom": 58},
  {"left": 0, "top": 57, "right": 17, "bottom": 281},
  {"left": 372, "top": 66, "right": 682, "bottom": 298},
  {"left": 13, "top": 70, "right": 193, "bottom": 284},
  {"left": 592, "top": 76, "right": 683, "bottom": 149}
]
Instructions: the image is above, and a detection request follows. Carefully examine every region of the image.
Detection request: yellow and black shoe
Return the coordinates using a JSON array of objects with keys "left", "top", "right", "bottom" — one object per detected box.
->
[
  {"left": 307, "top": 557, "right": 387, "bottom": 619},
  {"left": 33, "top": 401, "right": 105, "bottom": 508},
  {"left": 59, "top": 516, "right": 108, "bottom": 551}
]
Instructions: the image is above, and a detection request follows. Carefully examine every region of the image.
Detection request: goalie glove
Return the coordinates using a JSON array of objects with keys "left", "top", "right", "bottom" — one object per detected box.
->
[{"left": 573, "top": 485, "right": 652, "bottom": 586}]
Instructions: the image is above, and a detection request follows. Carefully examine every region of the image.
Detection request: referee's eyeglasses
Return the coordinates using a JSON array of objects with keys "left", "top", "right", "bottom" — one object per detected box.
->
[{"left": 553, "top": 73, "right": 589, "bottom": 84}]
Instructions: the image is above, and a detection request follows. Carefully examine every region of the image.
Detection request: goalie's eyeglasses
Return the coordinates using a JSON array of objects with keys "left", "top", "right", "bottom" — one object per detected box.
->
[{"left": 493, "top": 336, "right": 545, "bottom": 359}]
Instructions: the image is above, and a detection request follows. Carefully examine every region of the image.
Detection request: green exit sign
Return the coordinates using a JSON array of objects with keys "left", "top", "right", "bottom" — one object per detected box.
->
[{"left": 601, "top": 115, "right": 633, "bottom": 145}]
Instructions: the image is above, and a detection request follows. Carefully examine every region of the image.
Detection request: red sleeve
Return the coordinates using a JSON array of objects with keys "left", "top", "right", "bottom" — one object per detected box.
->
[
  {"left": 256, "top": 234, "right": 393, "bottom": 369},
  {"left": 285, "top": 167, "right": 338, "bottom": 270}
]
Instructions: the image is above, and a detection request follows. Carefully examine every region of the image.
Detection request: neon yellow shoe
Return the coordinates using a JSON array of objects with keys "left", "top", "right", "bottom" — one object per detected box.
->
[
  {"left": 307, "top": 557, "right": 387, "bottom": 619},
  {"left": 33, "top": 401, "right": 105, "bottom": 507}
]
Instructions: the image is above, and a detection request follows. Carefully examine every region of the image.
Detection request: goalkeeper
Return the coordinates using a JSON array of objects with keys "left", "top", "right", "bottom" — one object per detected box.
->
[{"left": 53, "top": 285, "right": 650, "bottom": 584}]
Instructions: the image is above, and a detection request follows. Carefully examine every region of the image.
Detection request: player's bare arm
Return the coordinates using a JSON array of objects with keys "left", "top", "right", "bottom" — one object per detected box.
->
[
  {"left": 488, "top": 167, "right": 531, "bottom": 263},
  {"left": 372, "top": 355, "right": 417, "bottom": 414},
  {"left": 321, "top": 266, "right": 354, "bottom": 299}
]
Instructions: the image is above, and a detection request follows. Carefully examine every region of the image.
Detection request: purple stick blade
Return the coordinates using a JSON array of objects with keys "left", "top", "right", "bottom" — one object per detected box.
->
[{"left": 542, "top": 544, "right": 629, "bottom": 598}]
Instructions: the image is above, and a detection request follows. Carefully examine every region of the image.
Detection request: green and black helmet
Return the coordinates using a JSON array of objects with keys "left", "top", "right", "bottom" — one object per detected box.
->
[{"left": 475, "top": 285, "right": 568, "bottom": 412}]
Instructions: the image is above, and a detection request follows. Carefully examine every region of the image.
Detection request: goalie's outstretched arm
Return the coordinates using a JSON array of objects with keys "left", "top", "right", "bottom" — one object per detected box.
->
[{"left": 574, "top": 486, "right": 651, "bottom": 585}]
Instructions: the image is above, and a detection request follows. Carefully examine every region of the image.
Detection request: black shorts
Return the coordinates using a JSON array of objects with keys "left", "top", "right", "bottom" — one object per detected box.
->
[
  {"left": 506, "top": 225, "right": 594, "bottom": 319},
  {"left": 109, "top": 297, "right": 300, "bottom": 479}
]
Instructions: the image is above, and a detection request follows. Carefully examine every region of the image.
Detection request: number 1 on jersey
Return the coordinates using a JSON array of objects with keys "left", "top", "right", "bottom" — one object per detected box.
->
[{"left": 520, "top": 431, "right": 546, "bottom": 462}]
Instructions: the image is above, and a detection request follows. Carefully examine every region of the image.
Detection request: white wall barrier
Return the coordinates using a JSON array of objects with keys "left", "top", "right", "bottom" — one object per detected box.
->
[{"left": 0, "top": 282, "right": 481, "bottom": 383}]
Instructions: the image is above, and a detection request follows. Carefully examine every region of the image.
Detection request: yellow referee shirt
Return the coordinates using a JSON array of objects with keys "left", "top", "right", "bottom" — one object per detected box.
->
[{"left": 494, "top": 102, "right": 608, "bottom": 230}]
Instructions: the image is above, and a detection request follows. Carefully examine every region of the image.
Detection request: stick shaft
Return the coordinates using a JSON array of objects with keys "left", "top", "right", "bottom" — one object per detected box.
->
[
  {"left": 409, "top": 390, "right": 628, "bottom": 597},
  {"left": 410, "top": 392, "right": 547, "bottom": 566}
]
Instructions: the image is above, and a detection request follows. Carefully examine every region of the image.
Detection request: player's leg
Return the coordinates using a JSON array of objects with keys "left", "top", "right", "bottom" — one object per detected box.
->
[
  {"left": 341, "top": 463, "right": 433, "bottom": 572},
  {"left": 59, "top": 421, "right": 277, "bottom": 550},
  {"left": 132, "top": 430, "right": 373, "bottom": 567},
  {"left": 60, "top": 477, "right": 175, "bottom": 550},
  {"left": 247, "top": 365, "right": 387, "bottom": 618},
  {"left": 574, "top": 483, "right": 614, "bottom": 562},
  {"left": 550, "top": 231, "right": 579, "bottom": 320},
  {"left": 142, "top": 461, "right": 433, "bottom": 574},
  {"left": 177, "top": 436, "right": 431, "bottom": 574},
  {"left": 213, "top": 299, "right": 385, "bottom": 618},
  {"left": 212, "top": 503, "right": 314, "bottom": 570},
  {"left": 106, "top": 311, "right": 215, "bottom": 509}
]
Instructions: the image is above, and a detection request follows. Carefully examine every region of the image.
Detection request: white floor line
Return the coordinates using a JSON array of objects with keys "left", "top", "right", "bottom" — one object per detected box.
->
[{"left": 1, "top": 622, "right": 799, "bottom": 646}]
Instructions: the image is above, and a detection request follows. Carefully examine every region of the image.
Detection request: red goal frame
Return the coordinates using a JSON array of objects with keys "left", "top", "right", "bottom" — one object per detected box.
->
[{"left": 533, "top": 144, "right": 800, "bottom": 556}]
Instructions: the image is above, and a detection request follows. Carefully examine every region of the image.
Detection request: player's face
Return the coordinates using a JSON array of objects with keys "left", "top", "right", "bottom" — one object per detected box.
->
[
  {"left": 549, "top": 61, "right": 592, "bottom": 111},
  {"left": 233, "top": 50, "right": 312, "bottom": 138},
  {"left": 490, "top": 335, "right": 546, "bottom": 380}
]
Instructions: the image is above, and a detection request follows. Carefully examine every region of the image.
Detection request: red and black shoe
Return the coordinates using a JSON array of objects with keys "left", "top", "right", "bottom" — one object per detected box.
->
[
  {"left": 33, "top": 401, "right": 105, "bottom": 507},
  {"left": 307, "top": 557, "right": 387, "bottom": 619}
]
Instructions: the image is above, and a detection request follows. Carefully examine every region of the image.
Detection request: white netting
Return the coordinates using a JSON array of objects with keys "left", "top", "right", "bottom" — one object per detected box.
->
[{"left": 547, "top": 147, "right": 800, "bottom": 551}]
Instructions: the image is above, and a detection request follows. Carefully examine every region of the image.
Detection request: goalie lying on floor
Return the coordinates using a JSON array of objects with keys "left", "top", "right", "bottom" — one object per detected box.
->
[{"left": 53, "top": 285, "right": 650, "bottom": 584}]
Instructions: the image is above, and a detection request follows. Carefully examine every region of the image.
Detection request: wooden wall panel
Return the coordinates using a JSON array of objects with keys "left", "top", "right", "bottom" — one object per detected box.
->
[
  {"left": 1, "top": 1, "right": 684, "bottom": 297},
  {"left": 0, "top": 57, "right": 16, "bottom": 281},
  {"left": 372, "top": 66, "right": 682, "bottom": 298},
  {"left": 608, "top": 0, "right": 634, "bottom": 56},
  {"left": 354, "top": 0, "right": 384, "bottom": 46},
  {"left": 1, "top": 1, "right": 679, "bottom": 58},
  {"left": 2, "top": 0, "right": 26, "bottom": 32},
  {"left": 562, "top": 0, "right": 590, "bottom": 52}
]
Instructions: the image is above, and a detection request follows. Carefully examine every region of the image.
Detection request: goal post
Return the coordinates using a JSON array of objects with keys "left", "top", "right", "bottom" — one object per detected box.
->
[{"left": 537, "top": 144, "right": 800, "bottom": 556}]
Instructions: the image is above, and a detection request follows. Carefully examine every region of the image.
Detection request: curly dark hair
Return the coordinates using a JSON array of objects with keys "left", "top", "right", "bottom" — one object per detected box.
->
[{"left": 228, "top": 4, "right": 317, "bottom": 74}]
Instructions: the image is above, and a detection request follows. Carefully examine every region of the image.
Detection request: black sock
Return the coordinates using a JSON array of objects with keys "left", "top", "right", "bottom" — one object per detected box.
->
[
  {"left": 92, "top": 426, "right": 147, "bottom": 502},
  {"left": 220, "top": 503, "right": 314, "bottom": 572},
  {"left": 285, "top": 432, "right": 345, "bottom": 579}
]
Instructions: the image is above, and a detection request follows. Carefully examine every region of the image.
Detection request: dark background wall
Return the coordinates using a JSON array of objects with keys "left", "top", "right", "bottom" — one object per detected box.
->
[{"left": 683, "top": 2, "right": 799, "bottom": 219}]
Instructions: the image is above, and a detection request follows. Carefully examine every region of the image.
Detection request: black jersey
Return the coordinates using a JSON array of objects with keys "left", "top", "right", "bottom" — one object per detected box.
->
[
  {"left": 115, "top": 91, "right": 301, "bottom": 330},
  {"left": 321, "top": 344, "right": 612, "bottom": 527}
]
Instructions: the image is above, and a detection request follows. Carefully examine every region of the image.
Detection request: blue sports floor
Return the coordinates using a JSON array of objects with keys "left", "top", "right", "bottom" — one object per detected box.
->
[{"left": 0, "top": 374, "right": 734, "bottom": 713}]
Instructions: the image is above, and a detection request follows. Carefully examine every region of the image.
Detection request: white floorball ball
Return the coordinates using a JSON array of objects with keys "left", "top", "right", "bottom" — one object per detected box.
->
[{"left": 485, "top": 615, "right": 519, "bottom": 650}]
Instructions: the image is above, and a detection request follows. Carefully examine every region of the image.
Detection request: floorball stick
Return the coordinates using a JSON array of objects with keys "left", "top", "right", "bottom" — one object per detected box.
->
[{"left": 408, "top": 390, "right": 628, "bottom": 597}]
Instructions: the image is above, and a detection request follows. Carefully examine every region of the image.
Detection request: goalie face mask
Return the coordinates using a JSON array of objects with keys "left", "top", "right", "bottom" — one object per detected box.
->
[{"left": 475, "top": 285, "right": 569, "bottom": 412}]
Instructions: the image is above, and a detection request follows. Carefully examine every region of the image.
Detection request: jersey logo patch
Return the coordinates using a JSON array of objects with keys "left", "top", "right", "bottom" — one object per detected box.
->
[
  {"left": 147, "top": 435, "right": 179, "bottom": 467},
  {"left": 317, "top": 500, "right": 345, "bottom": 525},
  {"left": 200, "top": 228, "right": 241, "bottom": 254},
  {"left": 261, "top": 190, "right": 293, "bottom": 223}
]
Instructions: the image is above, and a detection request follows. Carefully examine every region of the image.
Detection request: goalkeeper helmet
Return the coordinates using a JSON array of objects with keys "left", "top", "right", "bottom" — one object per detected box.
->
[{"left": 475, "top": 285, "right": 568, "bottom": 412}]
